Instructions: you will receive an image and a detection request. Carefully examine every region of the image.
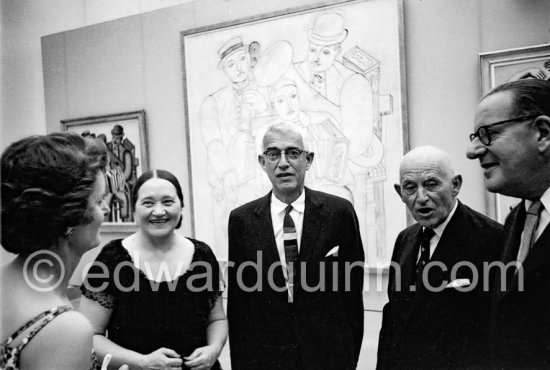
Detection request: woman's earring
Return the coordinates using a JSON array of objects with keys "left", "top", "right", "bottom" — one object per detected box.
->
[{"left": 65, "top": 227, "right": 74, "bottom": 238}]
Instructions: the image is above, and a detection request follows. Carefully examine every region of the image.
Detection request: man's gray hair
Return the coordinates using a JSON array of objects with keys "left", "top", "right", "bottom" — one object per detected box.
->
[{"left": 261, "top": 122, "right": 308, "bottom": 151}]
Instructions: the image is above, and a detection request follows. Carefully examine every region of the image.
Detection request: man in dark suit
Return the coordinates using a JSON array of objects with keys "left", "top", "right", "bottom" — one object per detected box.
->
[
  {"left": 467, "top": 79, "right": 550, "bottom": 368},
  {"left": 227, "top": 122, "right": 364, "bottom": 370},
  {"left": 377, "top": 146, "right": 502, "bottom": 369}
]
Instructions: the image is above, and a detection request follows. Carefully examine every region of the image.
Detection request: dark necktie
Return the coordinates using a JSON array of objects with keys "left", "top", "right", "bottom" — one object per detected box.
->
[
  {"left": 416, "top": 228, "right": 435, "bottom": 276},
  {"left": 284, "top": 204, "right": 299, "bottom": 302},
  {"left": 517, "top": 200, "right": 543, "bottom": 264}
]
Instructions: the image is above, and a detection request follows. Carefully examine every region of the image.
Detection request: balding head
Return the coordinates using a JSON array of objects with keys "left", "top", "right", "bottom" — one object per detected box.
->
[
  {"left": 400, "top": 146, "right": 455, "bottom": 180},
  {"left": 395, "top": 146, "right": 462, "bottom": 228}
]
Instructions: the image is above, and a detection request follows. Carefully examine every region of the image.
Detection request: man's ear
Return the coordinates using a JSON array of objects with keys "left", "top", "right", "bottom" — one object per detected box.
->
[
  {"left": 305, "top": 152, "right": 314, "bottom": 170},
  {"left": 451, "top": 174, "right": 463, "bottom": 197},
  {"left": 258, "top": 155, "right": 266, "bottom": 171},
  {"left": 535, "top": 115, "right": 550, "bottom": 154},
  {"left": 393, "top": 183, "right": 402, "bottom": 198}
]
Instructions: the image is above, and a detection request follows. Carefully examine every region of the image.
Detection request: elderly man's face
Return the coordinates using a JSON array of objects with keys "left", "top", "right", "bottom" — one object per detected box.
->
[
  {"left": 307, "top": 43, "right": 340, "bottom": 73},
  {"left": 466, "top": 91, "right": 540, "bottom": 198},
  {"left": 222, "top": 49, "right": 250, "bottom": 83},
  {"left": 397, "top": 159, "right": 459, "bottom": 228}
]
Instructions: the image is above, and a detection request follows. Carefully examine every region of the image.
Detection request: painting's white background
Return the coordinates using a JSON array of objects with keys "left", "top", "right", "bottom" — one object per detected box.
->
[{"left": 184, "top": 0, "right": 405, "bottom": 262}]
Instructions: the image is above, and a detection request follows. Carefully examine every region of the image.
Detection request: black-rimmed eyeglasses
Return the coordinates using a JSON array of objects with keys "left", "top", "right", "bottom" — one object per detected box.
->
[
  {"left": 263, "top": 148, "right": 307, "bottom": 162},
  {"left": 469, "top": 114, "right": 540, "bottom": 146}
]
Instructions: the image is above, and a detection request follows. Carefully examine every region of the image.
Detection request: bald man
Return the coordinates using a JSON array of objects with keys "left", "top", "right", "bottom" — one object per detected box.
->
[{"left": 377, "top": 146, "right": 502, "bottom": 369}]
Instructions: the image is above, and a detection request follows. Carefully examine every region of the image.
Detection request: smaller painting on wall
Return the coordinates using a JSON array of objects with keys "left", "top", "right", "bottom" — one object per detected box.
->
[
  {"left": 62, "top": 111, "right": 149, "bottom": 227},
  {"left": 480, "top": 43, "right": 550, "bottom": 222}
]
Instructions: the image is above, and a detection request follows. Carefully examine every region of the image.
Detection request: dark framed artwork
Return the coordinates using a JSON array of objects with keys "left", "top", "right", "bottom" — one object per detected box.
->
[
  {"left": 480, "top": 44, "right": 550, "bottom": 222},
  {"left": 62, "top": 110, "right": 149, "bottom": 231},
  {"left": 181, "top": 0, "right": 407, "bottom": 267}
]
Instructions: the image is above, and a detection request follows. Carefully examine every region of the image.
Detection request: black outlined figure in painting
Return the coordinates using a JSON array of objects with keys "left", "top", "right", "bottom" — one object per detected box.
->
[
  {"left": 294, "top": 13, "right": 353, "bottom": 107},
  {"left": 199, "top": 36, "right": 271, "bottom": 248}
]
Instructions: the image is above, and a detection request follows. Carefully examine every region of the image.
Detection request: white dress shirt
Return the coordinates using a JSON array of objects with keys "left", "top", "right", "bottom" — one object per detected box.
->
[
  {"left": 525, "top": 187, "right": 550, "bottom": 241},
  {"left": 418, "top": 200, "right": 459, "bottom": 261},
  {"left": 270, "top": 191, "right": 305, "bottom": 275}
]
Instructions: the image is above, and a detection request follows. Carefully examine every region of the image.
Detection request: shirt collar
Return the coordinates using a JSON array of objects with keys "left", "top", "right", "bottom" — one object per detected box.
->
[
  {"left": 525, "top": 187, "right": 550, "bottom": 212},
  {"left": 424, "top": 199, "right": 459, "bottom": 238},
  {"left": 271, "top": 190, "right": 306, "bottom": 214}
]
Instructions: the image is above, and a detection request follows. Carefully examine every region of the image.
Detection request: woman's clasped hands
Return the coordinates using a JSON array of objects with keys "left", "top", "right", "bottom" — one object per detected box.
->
[
  {"left": 139, "top": 348, "right": 183, "bottom": 369},
  {"left": 183, "top": 345, "right": 222, "bottom": 370}
]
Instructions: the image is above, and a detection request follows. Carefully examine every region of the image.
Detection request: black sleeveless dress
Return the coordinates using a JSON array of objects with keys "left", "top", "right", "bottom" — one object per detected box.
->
[{"left": 81, "top": 238, "right": 222, "bottom": 369}]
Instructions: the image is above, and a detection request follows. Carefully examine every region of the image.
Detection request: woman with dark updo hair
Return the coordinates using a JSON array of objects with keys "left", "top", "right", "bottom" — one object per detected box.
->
[
  {"left": 0, "top": 132, "right": 111, "bottom": 369},
  {"left": 80, "top": 169, "right": 228, "bottom": 370}
]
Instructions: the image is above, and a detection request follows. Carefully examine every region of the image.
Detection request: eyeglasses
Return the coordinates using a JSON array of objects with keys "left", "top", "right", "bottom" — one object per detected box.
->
[
  {"left": 263, "top": 148, "right": 307, "bottom": 162},
  {"left": 469, "top": 114, "right": 540, "bottom": 146}
]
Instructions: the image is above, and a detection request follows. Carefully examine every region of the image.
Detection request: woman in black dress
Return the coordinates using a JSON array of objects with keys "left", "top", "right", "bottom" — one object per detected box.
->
[{"left": 80, "top": 169, "right": 227, "bottom": 370}]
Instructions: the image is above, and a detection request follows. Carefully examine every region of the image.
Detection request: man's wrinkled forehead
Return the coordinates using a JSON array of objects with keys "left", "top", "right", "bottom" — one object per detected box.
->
[
  {"left": 400, "top": 167, "right": 442, "bottom": 183},
  {"left": 399, "top": 155, "right": 452, "bottom": 183}
]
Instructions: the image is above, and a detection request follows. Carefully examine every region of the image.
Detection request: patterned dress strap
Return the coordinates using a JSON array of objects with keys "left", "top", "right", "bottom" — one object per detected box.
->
[{"left": 12, "top": 305, "right": 73, "bottom": 352}]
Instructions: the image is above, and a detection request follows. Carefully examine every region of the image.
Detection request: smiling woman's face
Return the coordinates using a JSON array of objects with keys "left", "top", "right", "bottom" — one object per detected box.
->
[{"left": 134, "top": 178, "right": 182, "bottom": 238}]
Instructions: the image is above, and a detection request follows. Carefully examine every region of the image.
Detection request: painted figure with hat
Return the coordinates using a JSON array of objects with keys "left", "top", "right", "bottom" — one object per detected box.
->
[
  {"left": 199, "top": 35, "right": 270, "bottom": 250},
  {"left": 295, "top": 13, "right": 354, "bottom": 107},
  {"left": 106, "top": 124, "right": 138, "bottom": 221}
]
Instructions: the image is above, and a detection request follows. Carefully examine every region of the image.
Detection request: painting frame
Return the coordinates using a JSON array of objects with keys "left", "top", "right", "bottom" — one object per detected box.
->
[
  {"left": 61, "top": 110, "right": 149, "bottom": 232},
  {"left": 180, "top": 0, "right": 408, "bottom": 269},
  {"left": 479, "top": 43, "right": 550, "bottom": 222}
]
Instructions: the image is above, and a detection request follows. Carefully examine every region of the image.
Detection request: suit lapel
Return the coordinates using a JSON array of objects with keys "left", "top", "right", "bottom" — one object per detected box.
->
[
  {"left": 429, "top": 203, "right": 470, "bottom": 271},
  {"left": 406, "top": 203, "right": 467, "bottom": 322},
  {"left": 396, "top": 226, "right": 423, "bottom": 325},
  {"left": 398, "top": 226, "right": 422, "bottom": 290},
  {"left": 523, "top": 225, "right": 550, "bottom": 276},
  {"left": 501, "top": 207, "right": 550, "bottom": 298},
  {"left": 253, "top": 192, "right": 286, "bottom": 288},
  {"left": 299, "top": 188, "right": 324, "bottom": 263},
  {"left": 496, "top": 203, "right": 525, "bottom": 303}
]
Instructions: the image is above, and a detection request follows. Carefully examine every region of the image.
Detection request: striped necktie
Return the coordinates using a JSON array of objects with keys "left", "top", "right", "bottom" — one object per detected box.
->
[
  {"left": 517, "top": 200, "right": 543, "bottom": 265},
  {"left": 284, "top": 204, "right": 299, "bottom": 303}
]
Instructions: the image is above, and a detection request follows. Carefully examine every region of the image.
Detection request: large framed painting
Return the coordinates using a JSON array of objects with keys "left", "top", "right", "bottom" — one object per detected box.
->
[
  {"left": 181, "top": 0, "right": 407, "bottom": 268},
  {"left": 480, "top": 44, "right": 550, "bottom": 223},
  {"left": 62, "top": 110, "right": 149, "bottom": 232}
]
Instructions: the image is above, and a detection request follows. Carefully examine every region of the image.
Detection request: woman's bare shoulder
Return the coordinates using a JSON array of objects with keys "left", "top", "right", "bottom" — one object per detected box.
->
[{"left": 20, "top": 310, "right": 94, "bottom": 370}]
